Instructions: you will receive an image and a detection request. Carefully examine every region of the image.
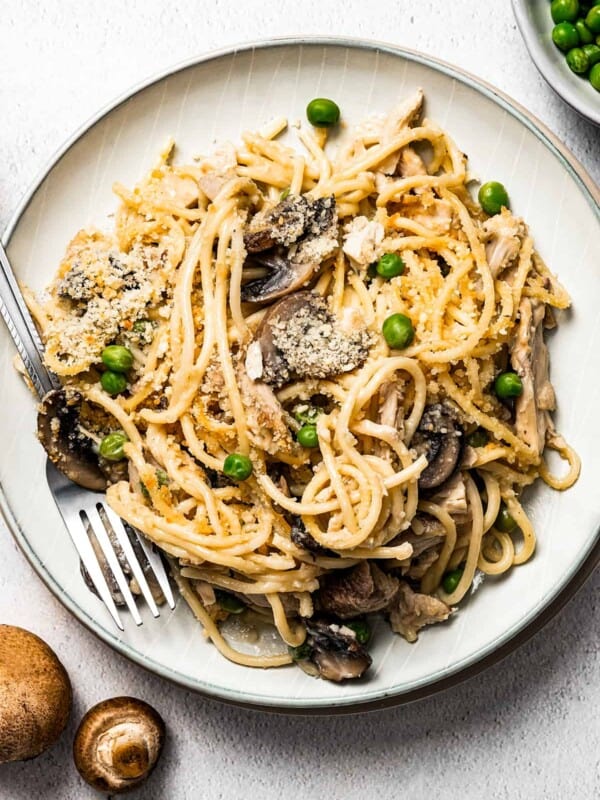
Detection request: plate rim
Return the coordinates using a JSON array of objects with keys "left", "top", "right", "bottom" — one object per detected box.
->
[
  {"left": 511, "top": 0, "right": 600, "bottom": 128},
  {"left": 1, "top": 35, "right": 599, "bottom": 713}
]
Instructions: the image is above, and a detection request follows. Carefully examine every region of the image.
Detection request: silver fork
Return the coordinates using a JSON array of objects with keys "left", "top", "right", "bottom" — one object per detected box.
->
[{"left": 0, "top": 239, "right": 175, "bottom": 630}]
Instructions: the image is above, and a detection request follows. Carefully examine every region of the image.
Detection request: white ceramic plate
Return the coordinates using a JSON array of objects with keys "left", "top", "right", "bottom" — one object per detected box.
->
[
  {"left": 1, "top": 39, "right": 599, "bottom": 712},
  {"left": 512, "top": 0, "right": 600, "bottom": 126}
]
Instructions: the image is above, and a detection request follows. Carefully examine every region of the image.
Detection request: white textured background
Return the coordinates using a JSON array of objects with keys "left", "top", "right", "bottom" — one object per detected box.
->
[{"left": 0, "top": 2, "right": 599, "bottom": 798}]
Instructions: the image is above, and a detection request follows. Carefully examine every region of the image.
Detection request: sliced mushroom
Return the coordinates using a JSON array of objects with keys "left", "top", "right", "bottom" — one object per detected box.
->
[
  {"left": 296, "top": 619, "right": 372, "bottom": 682},
  {"left": 244, "top": 194, "right": 336, "bottom": 253},
  {"left": 241, "top": 249, "right": 318, "bottom": 303},
  {"left": 251, "top": 291, "right": 371, "bottom": 388},
  {"left": 289, "top": 516, "right": 336, "bottom": 557},
  {"left": 388, "top": 582, "right": 451, "bottom": 643},
  {"left": 73, "top": 696, "right": 165, "bottom": 795},
  {"left": 411, "top": 403, "right": 464, "bottom": 490},
  {"left": 252, "top": 292, "right": 308, "bottom": 384},
  {"left": 0, "top": 625, "right": 72, "bottom": 763},
  {"left": 37, "top": 389, "right": 108, "bottom": 492},
  {"left": 241, "top": 195, "right": 338, "bottom": 303}
]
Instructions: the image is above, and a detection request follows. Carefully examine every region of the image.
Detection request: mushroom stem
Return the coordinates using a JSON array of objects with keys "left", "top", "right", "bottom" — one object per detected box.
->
[{"left": 73, "top": 696, "right": 165, "bottom": 795}]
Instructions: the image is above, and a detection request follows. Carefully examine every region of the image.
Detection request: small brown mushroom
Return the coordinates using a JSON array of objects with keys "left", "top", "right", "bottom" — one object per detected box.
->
[
  {"left": 0, "top": 625, "right": 72, "bottom": 763},
  {"left": 73, "top": 697, "right": 165, "bottom": 795},
  {"left": 37, "top": 388, "right": 108, "bottom": 492},
  {"left": 411, "top": 403, "right": 464, "bottom": 490},
  {"left": 296, "top": 620, "right": 372, "bottom": 682}
]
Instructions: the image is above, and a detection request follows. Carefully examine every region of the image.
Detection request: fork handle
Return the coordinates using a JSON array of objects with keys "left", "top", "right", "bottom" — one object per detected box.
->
[{"left": 0, "top": 240, "right": 56, "bottom": 399}]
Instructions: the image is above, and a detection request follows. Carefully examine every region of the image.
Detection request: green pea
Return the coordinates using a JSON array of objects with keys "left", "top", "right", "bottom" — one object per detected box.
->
[
  {"left": 382, "top": 313, "right": 415, "bottom": 350},
  {"left": 376, "top": 252, "right": 405, "bottom": 279},
  {"left": 590, "top": 61, "right": 600, "bottom": 88},
  {"left": 297, "top": 424, "right": 319, "bottom": 448},
  {"left": 100, "top": 370, "right": 127, "bottom": 396},
  {"left": 597, "top": 33, "right": 600, "bottom": 45},
  {"left": 552, "top": 21, "right": 580, "bottom": 50},
  {"left": 222, "top": 453, "right": 253, "bottom": 481},
  {"left": 306, "top": 97, "right": 341, "bottom": 128},
  {"left": 442, "top": 568, "right": 463, "bottom": 594},
  {"left": 288, "top": 641, "right": 312, "bottom": 661},
  {"left": 293, "top": 405, "right": 322, "bottom": 425},
  {"left": 566, "top": 46, "right": 590, "bottom": 72},
  {"left": 575, "top": 19, "right": 594, "bottom": 43},
  {"left": 494, "top": 371, "right": 523, "bottom": 399},
  {"left": 551, "top": 0, "right": 580, "bottom": 23},
  {"left": 582, "top": 42, "right": 600, "bottom": 64},
  {"left": 586, "top": 5, "right": 600, "bottom": 32},
  {"left": 467, "top": 428, "right": 489, "bottom": 448},
  {"left": 99, "top": 432, "right": 128, "bottom": 461},
  {"left": 345, "top": 619, "right": 371, "bottom": 645},
  {"left": 478, "top": 181, "right": 510, "bottom": 215},
  {"left": 495, "top": 504, "right": 517, "bottom": 533},
  {"left": 101, "top": 344, "right": 134, "bottom": 373},
  {"left": 215, "top": 589, "right": 245, "bottom": 614}
]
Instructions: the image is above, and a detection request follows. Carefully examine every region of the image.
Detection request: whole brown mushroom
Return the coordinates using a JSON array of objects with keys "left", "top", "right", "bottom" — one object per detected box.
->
[
  {"left": 73, "top": 696, "right": 165, "bottom": 794},
  {"left": 0, "top": 625, "right": 72, "bottom": 763}
]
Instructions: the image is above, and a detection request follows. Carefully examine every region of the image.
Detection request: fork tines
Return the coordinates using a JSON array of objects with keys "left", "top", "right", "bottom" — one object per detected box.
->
[{"left": 47, "top": 462, "right": 175, "bottom": 630}]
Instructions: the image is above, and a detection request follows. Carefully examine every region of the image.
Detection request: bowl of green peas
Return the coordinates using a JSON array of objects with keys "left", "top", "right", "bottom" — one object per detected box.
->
[{"left": 512, "top": 0, "right": 600, "bottom": 125}]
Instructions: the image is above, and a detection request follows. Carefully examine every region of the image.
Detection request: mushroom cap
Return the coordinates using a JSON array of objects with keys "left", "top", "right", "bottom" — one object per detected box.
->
[
  {"left": 253, "top": 291, "right": 371, "bottom": 388},
  {"left": 411, "top": 404, "right": 464, "bottom": 490},
  {"left": 0, "top": 625, "right": 72, "bottom": 763},
  {"left": 73, "top": 696, "right": 165, "bottom": 794},
  {"left": 303, "top": 619, "right": 372, "bottom": 682}
]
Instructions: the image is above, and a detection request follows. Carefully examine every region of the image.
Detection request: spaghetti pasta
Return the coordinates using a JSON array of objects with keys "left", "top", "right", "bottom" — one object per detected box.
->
[{"left": 32, "top": 90, "right": 579, "bottom": 682}]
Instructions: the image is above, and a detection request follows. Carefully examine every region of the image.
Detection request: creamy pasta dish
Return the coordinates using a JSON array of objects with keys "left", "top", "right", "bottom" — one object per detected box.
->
[{"left": 30, "top": 91, "right": 580, "bottom": 681}]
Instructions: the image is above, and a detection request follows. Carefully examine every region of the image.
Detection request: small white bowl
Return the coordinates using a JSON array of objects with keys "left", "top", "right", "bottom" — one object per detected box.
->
[{"left": 512, "top": 0, "right": 600, "bottom": 126}]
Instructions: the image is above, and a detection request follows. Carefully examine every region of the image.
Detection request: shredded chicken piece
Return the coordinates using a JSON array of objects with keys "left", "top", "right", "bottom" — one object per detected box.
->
[
  {"left": 198, "top": 142, "right": 237, "bottom": 200},
  {"left": 155, "top": 173, "right": 199, "bottom": 208},
  {"left": 390, "top": 514, "right": 444, "bottom": 578},
  {"left": 388, "top": 581, "right": 451, "bottom": 643},
  {"left": 244, "top": 340, "right": 264, "bottom": 381},
  {"left": 342, "top": 216, "right": 385, "bottom": 267},
  {"left": 400, "top": 531, "right": 444, "bottom": 558},
  {"left": 403, "top": 195, "right": 453, "bottom": 234},
  {"left": 480, "top": 208, "right": 526, "bottom": 278},
  {"left": 195, "top": 580, "right": 216, "bottom": 606},
  {"left": 428, "top": 473, "right": 468, "bottom": 515},
  {"left": 398, "top": 145, "right": 427, "bottom": 178},
  {"left": 378, "top": 90, "right": 425, "bottom": 174},
  {"left": 511, "top": 297, "right": 555, "bottom": 457},
  {"left": 236, "top": 363, "right": 300, "bottom": 458},
  {"left": 407, "top": 547, "right": 441, "bottom": 579},
  {"left": 378, "top": 380, "right": 406, "bottom": 440}
]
